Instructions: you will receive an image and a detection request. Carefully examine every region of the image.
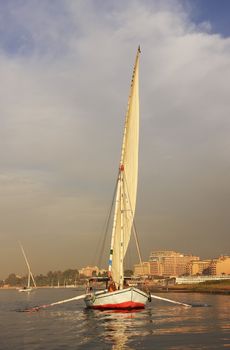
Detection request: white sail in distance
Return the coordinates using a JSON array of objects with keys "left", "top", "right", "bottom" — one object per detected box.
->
[
  {"left": 109, "top": 47, "right": 140, "bottom": 288},
  {"left": 19, "top": 242, "right": 37, "bottom": 288}
]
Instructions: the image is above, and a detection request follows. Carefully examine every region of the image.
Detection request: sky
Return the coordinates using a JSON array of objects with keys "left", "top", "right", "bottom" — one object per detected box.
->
[{"left": 0, "top": 0, "right": 230, "bottom": 279}]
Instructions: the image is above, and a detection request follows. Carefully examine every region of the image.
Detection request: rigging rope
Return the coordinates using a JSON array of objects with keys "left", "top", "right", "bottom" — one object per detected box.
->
[
  {"left": 93, "top": 172, "right": 119, "bottom": 270},
  {"left": 123, "top": 172, "right": 143, "bottom": 266}
]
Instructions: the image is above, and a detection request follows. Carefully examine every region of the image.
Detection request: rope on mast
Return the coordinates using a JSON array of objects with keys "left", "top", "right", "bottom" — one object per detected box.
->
[
  {"left": 123, "top": 172, "right": 144, "bottom": 268},
  {"left": 93, "top": 171, "right": 120, "bottom": 270}
]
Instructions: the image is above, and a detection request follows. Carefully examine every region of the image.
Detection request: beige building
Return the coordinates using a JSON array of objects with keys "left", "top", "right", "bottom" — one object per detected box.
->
[
  {"left": 186, "top": 256, "right": 230, "bottom": 276},
  {"left": 133, "top": 262, "right": 150, "bottom": 276},
  {"left": 133, "top": 252, "right": 230, "bottom": 278},
  {"left": 149, "top": 250, "right": 200, "bottom": 277},
  {"left": 149, "top": 259, "right": 162, "bottom": 276},
  {"left": 79, "top": 266, "right": 99, "bottom": 277},
  {"left": 209, "top": 256, "right": 230, "bottom": 275},
  {"left": 186, "top": 260, "right": 211, "bottom": 275}
]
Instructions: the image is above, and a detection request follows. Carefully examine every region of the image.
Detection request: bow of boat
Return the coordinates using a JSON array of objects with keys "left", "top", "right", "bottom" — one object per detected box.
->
[{"left": 84, "top": 287, "right": 149, "bottom": 310}]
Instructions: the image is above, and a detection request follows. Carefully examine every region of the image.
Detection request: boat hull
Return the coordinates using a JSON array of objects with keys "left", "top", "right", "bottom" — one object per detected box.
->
[
  {"left": 84, "top": 287, "right": 148, "bottom": 310},
  {"left": 18, "top": 287, "right": 33, "bottom": 293}
]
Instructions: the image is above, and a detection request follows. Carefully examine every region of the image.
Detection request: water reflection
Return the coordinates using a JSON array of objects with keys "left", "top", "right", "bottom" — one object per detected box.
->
[
  {"left": 81, "top": 295, "right": 230, "bottom": 349},
  {"left": 1, "top": 291, "right": 229, "bottom": 349},
  {"left": 83, "top": 308, "right": 152, "bottom": 349},
  {"left": 101, "top": 311, "right": 133, "bottom": 350}
]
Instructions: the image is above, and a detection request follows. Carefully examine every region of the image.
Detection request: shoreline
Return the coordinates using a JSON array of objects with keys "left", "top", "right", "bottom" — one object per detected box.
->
[
  {"left": 147, "top": 283, "right": 230, "bottom": 295},
  {"left": 0, "top": 286, "right": 85, "bottom": 291},
  {"left": 1, "top": 285, "right": 229, "bottom": 295},
  {"left": 148, "top": 288, "right": 230, "bottom": 295}
]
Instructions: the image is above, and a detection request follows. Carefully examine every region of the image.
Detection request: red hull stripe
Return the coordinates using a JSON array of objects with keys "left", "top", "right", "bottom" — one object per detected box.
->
[{"left": 91, "top": 301, "right": 145, "bottom": 310}]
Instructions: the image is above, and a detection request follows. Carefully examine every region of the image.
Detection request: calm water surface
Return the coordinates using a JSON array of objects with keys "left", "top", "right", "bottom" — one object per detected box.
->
[{"left": 0, "top": 289, "right": 229, "bottom": 349}]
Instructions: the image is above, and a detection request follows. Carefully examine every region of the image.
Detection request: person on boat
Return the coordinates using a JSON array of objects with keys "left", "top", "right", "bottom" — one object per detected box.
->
[
  {"left": 123, "top": 279, "right": 129, "bottom": 288},
  {"left": 108, "top": 280, "right": 116, "bottom": 292},
  {"left": 86, "top": 280, "right": 93, "bottom": 293}
]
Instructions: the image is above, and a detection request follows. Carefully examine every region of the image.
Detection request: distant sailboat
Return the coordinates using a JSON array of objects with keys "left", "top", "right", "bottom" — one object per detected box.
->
[
  {"left": 18, "top": 242, "right": 37, "bottom": 293},
  {"left": 84, "top": 47, "right": 150, "bottom": 309}
]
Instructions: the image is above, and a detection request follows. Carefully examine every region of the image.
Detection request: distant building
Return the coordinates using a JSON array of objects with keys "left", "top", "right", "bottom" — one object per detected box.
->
[
  {"left": 79, "top": 266, "right": 99, "bottom": 277},
  {"left": 133, "top": 251, "right": 230, "bottom": 278},
  {"left": 209, "top": 256, "right": 230, "bottom": 275},
  {"left": 186, "top": 256, "right": 230, "bottom": 276},
  {"left": 186, "top": 260, "right": 211, "bottom": 275},
  {"left": 133, "top": 262, "right": 150, "bottom": 276},
  {"left": 98, "top": 269, "right": 107, "bottom": 276},
  {"left": 149, "top": 250, "right": 199, "bottom": 277}
]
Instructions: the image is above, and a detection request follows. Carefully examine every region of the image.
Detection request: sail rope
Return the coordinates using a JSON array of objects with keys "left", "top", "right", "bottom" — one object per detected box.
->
[
  {"left": 123, "top": 172, "right": 153, "bottom": 295},
  {"left": 92, "top": 172, "right": 119, "bottom": 270},
  {"left": 122, "top": 172, "right": 150, "bottom": 293},
  {"left": 123, "top": 172, "right": 143, "bottom": 267}
]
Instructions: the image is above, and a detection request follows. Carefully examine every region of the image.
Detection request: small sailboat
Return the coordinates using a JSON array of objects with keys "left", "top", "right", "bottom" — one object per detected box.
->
[
  {"left": 84, "top": 47, "right": 150, "bottom": 309},
  {"left": 18, "top": 243, "right": 37, "bottom": 293}
]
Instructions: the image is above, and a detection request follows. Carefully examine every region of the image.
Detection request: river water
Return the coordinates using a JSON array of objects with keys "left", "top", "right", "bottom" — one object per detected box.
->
[{"left": 0, "top": 288, "right": 229, "bottom": 349}]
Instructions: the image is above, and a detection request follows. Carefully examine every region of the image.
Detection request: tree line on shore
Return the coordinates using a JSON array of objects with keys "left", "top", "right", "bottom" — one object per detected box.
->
[
  {"left": 0, "top": 268, "right": 133, "bottom": 287},
  {"left": 1, "top": 269, "right": 92, "bottom": 287}
]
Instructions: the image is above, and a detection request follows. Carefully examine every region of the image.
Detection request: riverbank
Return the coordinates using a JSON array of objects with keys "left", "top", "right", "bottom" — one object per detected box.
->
[
  {"left": 0, "top": 285, "right": 85, "bottom": 291},
  {"left": 148, "top": 280, "right": 230, "bottom": 295},
  {"left": 1, "top": 280, "right": 230, "bottom": 294}
]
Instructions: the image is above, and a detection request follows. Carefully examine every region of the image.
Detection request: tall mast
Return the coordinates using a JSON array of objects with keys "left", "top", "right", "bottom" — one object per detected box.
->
[
  {"left": 119, "top": 170, "right": 124, "bottom": 289},
  {"left": 19, "top": 242, "right": 31, "bottom": 276},
  {"left": 27, "top": 272, "right": 31, "bottom": 289},
  {"left": 108, "top": 177, "right": 121, "bottom": 280}
]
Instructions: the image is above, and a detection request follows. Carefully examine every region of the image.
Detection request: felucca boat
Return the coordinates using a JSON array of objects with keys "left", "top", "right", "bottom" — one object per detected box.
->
[
  {"left": 18, "top": 243, "right": 37, "bottom": 293},
  {"left": 20, "top": 48, "right": 194, "bottom": 312},
  {"left": 84, "top": 47, "right": 150, "bottom": 309}
]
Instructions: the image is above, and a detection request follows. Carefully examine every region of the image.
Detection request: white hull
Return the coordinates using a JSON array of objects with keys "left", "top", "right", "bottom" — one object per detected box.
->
[
  {"left": 18, "top": 287, "right": 34, "bottom": 293},
  {"left": 84, "top": 287, "right": 149, "bottom": 310}
]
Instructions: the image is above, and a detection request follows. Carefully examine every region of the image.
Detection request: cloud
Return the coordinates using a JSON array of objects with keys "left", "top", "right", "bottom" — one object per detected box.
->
[{"left": 0, "top": 0, "right": 229, "bottom": 277}]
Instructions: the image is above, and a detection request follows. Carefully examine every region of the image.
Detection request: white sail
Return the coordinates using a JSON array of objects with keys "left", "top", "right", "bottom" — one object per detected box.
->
[
  {"left": 19, "top": 242, "right": 37, "bottom": 290},
  {"left": 109, "top": 47, "right": 140, "bottom": 288}
]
